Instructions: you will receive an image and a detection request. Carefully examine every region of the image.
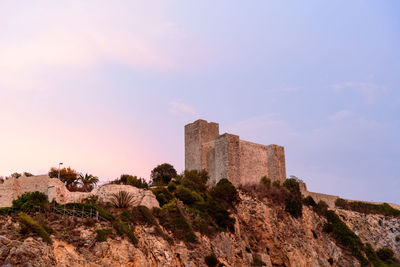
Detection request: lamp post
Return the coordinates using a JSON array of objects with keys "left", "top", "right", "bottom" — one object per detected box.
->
[{"left": 58, "top": 163, "right": 63, "bottom": 180}]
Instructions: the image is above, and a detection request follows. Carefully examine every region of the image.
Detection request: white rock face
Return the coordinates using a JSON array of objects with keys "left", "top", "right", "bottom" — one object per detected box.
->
[
  {"left": 92, "top": 184, "right": 159, "bottom": 208},
  {"left": 0, "top": 175, "right": 159, "bottom": 209},
  {"left": 336, "top": 208, "right": 400, "bottom": 259}
]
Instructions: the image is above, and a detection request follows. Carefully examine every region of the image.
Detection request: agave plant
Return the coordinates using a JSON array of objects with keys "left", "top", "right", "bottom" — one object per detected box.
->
[
  {"left": 110, "top": 191, "right": 135, "bottom": 208},
  {"left": 79, "top": 173, "right": 99, "bottom": 192}
]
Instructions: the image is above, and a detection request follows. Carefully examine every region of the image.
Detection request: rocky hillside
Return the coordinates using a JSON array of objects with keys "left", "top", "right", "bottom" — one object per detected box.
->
[{"left": 0, "top": 177, "right": 399, "bottom": 267}]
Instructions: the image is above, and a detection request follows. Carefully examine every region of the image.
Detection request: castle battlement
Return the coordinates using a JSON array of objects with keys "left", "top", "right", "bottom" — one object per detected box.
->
[{"left": 185, "top": 119, "right": 286, "bottom": 186}]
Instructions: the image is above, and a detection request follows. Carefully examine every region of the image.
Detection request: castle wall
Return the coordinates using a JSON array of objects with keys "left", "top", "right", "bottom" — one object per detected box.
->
[
  {"left": 185, "top": 119, "right": 287, "bottom": 186},
  {"left": 239, "top": 140, "right": 270, "bottom": 185}
]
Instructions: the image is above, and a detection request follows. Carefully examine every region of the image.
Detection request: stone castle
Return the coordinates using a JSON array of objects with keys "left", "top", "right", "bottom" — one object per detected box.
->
[
  {"left": 0, "top": 119, "right": 398, "bottom": 211},
  {"left": 185, "top": 119, "right": 286, "bottom": 186}
]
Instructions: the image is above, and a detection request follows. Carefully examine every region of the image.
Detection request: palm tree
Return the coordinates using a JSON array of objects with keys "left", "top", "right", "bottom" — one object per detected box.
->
[{"left": 78, "top": 173, "right": 99, "bottom": 192}]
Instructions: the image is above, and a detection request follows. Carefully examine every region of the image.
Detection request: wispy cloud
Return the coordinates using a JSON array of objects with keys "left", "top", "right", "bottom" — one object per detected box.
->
[
  {"left": 169, "top": 101, "right": 200, "bottom": 121},
  {"left": 329, "top": 109, "right": 352, "bottom": 121},
  {"left": 0, "top": 29, "right": 176, "bottom": 90},
  {"left": 329, "top": 82, "right": 386, "bottom": 104}
]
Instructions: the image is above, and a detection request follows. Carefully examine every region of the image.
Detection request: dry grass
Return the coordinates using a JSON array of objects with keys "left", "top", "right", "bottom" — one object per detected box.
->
[{"left": 239, "top": 183, "right": 289, "bottom": 205}]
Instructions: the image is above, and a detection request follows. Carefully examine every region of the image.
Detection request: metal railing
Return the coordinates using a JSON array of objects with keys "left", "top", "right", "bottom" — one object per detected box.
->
[{"left": 51, "top": 205, "right": 108, "bottom": 221}]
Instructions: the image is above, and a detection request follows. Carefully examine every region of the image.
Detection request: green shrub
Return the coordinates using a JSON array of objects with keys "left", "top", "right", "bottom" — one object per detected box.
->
[
  {"left": 181, "top": 170, "right": 209, "bottom": 193},
  {"left": 81, "top": 195, "right": 100, "bottom": 205},
  {"left": 131, "top": 206, "right": 157, "bottom": 226},
  {"left": 313, "top": 201, "right": 329, "bottom": 216},
  {"left": 109, "top": 191, "right": 135, "bottom": 208},
  {"left": 303, "top": 196, "right": 317, "bottom": 207},
  {"left": 156, "top": 201, "right": 197, "bottom": 243},
  {"left": 365, "top": 243, "right": 387, "bottom": 267},
  {"left": 111, "top": 174, "right": 148, "bottom": 189},
  {"left": 283, "top": 179, "right": 302, "bottom": 218},
  {"left": 285, "top": 194, "right": 303, "bottom": 218},
  {"left": 0, "top": 207, "right": 15, "bottom": 215},
  {"left": 167, "top": 181, "right": 177, "bottom": 192},
  {"left": 205, "top": 253, "right": 219, "bottom": 267},
  {"left": 205, "top": 198, "right": 235, "bottom": 232},
  {"left": 376, "top": 248, "right": 395, "bottom": 262},
  {"left": 95, "top": 228, "right": 112, "bottom": 242},
  {"left": 18, "top": 212, "right": 52, "bottom": 244},
  {"left": 251, "top": 255, "right": 266, "bottom": 266},
  {"left": 283, "top": 178, "right": 300, "bottom": 194},
  {"left": 152, "top": 187, "right": 173, "bottom": 207},
  {"left": 14, "top": 192, "right": 48, "bottom": 209},
  {"left": 324, "top": 210, "right": 368, "bottom": 265},
  {"left": 112, "top": 221, "right": 138, "bottom": 245},
  {"left": 176, "top": 186, "right": 204, "bottom": 205},
  {"left": 272, "top": 180, "right": 281, "bottom": 188},
  {"left": 12, "top": 191, "right": 48, "bottom": 211},
  {"left": 210, "top": 178, "right": 239, "bottom": 207},
  {"left": 260, "top": 176, "right": 271, "bottom": 188}
]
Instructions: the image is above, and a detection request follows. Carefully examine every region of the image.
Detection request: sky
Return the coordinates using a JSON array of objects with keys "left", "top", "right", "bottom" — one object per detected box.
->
[{"left": 0, "top": 1, "right": 399, "bottom": 204}]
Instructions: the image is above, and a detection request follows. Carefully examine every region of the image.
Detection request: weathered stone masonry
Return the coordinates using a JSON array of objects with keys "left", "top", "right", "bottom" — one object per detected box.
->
[{"left": 185, "top": 119, "right": 287, "bottom": 186}]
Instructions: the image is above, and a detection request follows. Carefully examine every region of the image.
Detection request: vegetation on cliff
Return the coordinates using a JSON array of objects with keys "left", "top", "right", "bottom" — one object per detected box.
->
[
  {"left": 151, "top": 170, "right": 238, "bottom": 240},
  {"left": 335, "top": 198, "right": 400, "bottom": 218}
]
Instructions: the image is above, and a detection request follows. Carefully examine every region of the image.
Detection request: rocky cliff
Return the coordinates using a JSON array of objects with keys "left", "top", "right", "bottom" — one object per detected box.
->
[{"left": 0, "top": 190, "right": 399, "bottom": 267}]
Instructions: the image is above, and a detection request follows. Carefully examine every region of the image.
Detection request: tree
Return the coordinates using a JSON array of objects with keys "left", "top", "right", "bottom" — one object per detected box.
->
[
  {"left": 48, "top": 167, "right": 79, "bottom": 190},
  {"left": 23, "top": 172, "right": 33, "bottom": 177},
  {"left": 150, "top": 163, "right": 177, "bottom": 185},
  {"left": 78, "top": 173, "right": 99, "bottom": 192}
]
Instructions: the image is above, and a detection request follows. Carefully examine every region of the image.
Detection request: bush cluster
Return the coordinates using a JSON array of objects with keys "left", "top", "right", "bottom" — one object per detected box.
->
[
  {"left": 303, "top": 196, "right": 317, "bottom": 207},
  {"left": 152, "top": 170, "right": 237, "bottom": 240},
  {"left": 152, "top": 187, "right": 174, "bottom": 207},
  {"left": 112, "top": 221, "right": 138, "bottom": 245},
  {"left": 111, "top": 174, "right": 148, "bottom": 189},
  {"left": 154, "top": 201, "right": 197, "bottom": 243},
  {"left": 12, "top": 191, "right": 48, "bottom": 211},
  {"left": 122, "top": 206, "right": 172, "bottom": 243},
  {"left": 283, "top": 179, "right": 303, "bottom": 218}
]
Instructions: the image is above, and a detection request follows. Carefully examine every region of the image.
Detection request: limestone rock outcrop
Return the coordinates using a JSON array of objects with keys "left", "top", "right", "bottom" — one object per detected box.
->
[{"left": 0, "top": 175, "right": 159, "bottom": 209}]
